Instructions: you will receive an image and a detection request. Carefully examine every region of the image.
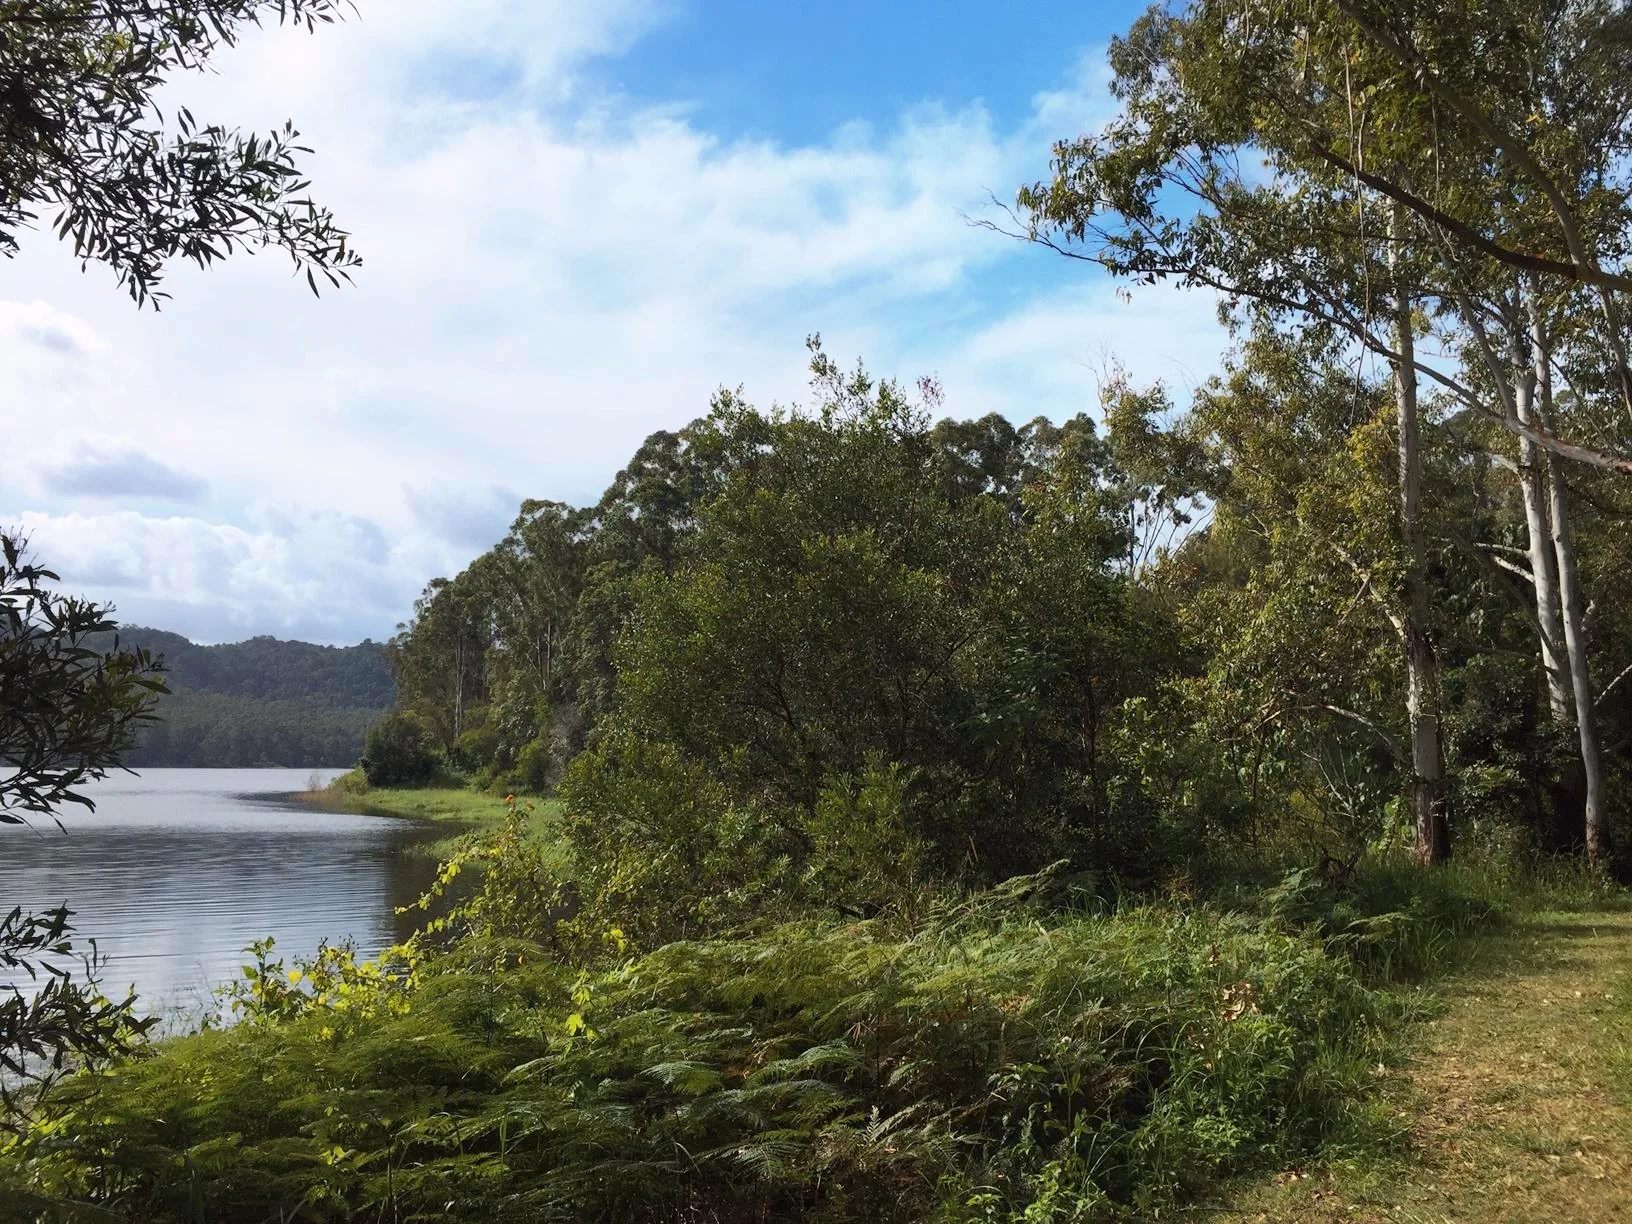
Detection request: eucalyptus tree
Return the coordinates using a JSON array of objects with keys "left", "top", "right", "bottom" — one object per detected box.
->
[
  {"left": 387, "top": 573, "right": 493, "bottom": 754},
  {"left": 1012, "top": 0, "right": 1632, "bottom": 862},
  {"left": 1012, "top": 101, "right": 1457, "bottom": 861},
  {"left": 1114, "top": 329, "right": 1430, "bottom": 851},
  {"left": 479, "top": 500, "right": 591, "bottom": 779},
  {"left": 0, "top": 0, "right": 360, "bottom": 305},
  {"left": 1450, "top": 276, "right": 1615, "bottom": 855}
]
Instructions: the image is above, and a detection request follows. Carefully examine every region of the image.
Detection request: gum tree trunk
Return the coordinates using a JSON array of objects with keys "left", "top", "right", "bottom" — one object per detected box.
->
[
  {"left": 1529, "top": 291, "right": 1608, "bottom": 862},
  {"left": 1512, "top": 362, "right": 1572, "bottom": 723},
  {"left": 1392, "top": 208, "right": 1450, "bottom": 866}
]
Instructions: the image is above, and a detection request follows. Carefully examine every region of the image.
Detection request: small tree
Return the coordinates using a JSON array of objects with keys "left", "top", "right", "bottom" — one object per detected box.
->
[
  {"left": 0, "top": 0, "right": 360, "bottom": 306},
  {"left": 0, "top": 535, "right": 166, "bottom": 1118},
  {"left": 360, "top": 709, "right": 438, "bottom": 787}
]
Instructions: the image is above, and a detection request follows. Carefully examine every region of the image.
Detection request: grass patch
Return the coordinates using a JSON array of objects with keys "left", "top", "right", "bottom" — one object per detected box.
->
[
  {"left": 1203, "top": 903, "right": 1632, "bottom": 1223},
  {"left": 298, "top": 771, "right": 563, "bottom": 859},
  {"left": 299, "top": 767, "right": 512, "bottom": 824},
  {"left": 1607, "top": 954, "right": 1632, "bottom": 1106}
]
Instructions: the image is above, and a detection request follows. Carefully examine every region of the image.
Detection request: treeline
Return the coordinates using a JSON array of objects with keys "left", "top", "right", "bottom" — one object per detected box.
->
[
  {"left": 87, "top": 629, "right": 394, "bottom": 707},
  {"left": 378, "top": 350, "right": 1184, "bottom": 809},
  {"left": 86, "top": 629, "right": 394, "bottom": 767},
  {"left": 385, "top": 327, "right": 1632, "bottom": 936},
  {"left": 119, "top": 692, "right": 384, "bottom": 768}
]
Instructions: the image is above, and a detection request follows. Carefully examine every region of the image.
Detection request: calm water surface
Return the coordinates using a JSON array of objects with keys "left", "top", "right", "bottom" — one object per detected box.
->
[{"left": 0, "top": 769, "right": 444, "bottom": 1021}]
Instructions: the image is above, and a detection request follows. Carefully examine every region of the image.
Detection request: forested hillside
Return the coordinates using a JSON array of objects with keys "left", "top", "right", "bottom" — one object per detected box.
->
[{"left": 87, "top": 629, "right": 394, "bottom": 767}]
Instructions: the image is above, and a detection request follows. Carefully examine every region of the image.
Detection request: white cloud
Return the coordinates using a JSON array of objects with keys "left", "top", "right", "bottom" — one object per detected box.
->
[
  {"left": 926, "top": 280, "right": 1231, "bottom": 417},
  {"left": 40, "top": 436, "right": 210, "bottom": 502},
  {"left": 0, "top": 300, "right": 104, "bottom": 355},
  {"left": 0, "top": 6, "right": 1228, "bottom": 644},
  {"left": 15, "top": 508, "right": 419, "bottom": 645}
]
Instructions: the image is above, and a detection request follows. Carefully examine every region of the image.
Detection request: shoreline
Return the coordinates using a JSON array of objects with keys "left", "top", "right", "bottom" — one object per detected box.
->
[{"left": 295, "top": 775, "right": 563, "bottom": 860}]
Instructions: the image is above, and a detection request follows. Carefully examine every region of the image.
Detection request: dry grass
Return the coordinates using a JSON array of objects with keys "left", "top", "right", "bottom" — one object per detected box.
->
[{"left": 1203, "top": 909, "right": 1632, "bottom": 1224}]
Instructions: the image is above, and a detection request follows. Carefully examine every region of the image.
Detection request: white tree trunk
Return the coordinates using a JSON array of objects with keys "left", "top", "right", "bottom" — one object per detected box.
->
[
  {"left": 1512, "top": 363, "right": 1572, "bottom": 723},
  {"left": 1529, "top": 293, "right": 1608, "bottom": 862},
  {"left": 1392, "top": 208, "right": 1450, "bottom": 865},
  {"left": 1545, "top": 453, "right": 1607, "bottom": 861}
]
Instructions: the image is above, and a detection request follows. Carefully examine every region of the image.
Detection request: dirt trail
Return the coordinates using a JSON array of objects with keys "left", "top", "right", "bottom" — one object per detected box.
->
[{"left": 1218, "top": 910, "right": 1632, "bottom": 1223}]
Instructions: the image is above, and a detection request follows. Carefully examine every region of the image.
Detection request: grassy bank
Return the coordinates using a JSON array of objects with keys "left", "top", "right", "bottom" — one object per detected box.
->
[
  {"left": 298, "top": 771, "right": 563, "bottom": 858},
  {"left": 301, "top": 775, "right": 512, "bottom": 825},
  {"left": 5, "top": 855, "right": 1617, "bottom": 1222}
]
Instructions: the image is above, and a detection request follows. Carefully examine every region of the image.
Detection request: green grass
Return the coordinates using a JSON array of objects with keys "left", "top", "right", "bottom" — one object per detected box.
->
[
  {"left": 304, "top": 780, "right": 511, "bottom": 824},
  {"left": 1200, "top": 901, "right": 1632, "bottom": 1223},
  {"left": 297, "top": 771, "right": 563, "bottom": 858}
]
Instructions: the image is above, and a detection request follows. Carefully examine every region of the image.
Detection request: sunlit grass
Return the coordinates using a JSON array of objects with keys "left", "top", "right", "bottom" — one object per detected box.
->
[
  {"left": 301, "top": 768, "right": 559, "bottom": 824},
  {"left": 1206, "top": 903, "right": 1632, "bottom": 1223}
]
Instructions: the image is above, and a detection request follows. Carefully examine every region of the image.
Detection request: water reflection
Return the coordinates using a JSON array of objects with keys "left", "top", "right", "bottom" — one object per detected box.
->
[{"left": 0, "top": 769, "right": 444, "bottom": 1021}]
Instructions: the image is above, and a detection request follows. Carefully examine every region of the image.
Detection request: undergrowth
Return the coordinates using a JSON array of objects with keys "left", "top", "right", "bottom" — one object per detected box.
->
[{"left": 0, "top": 854, "right": 1561, "bottom": 1223}]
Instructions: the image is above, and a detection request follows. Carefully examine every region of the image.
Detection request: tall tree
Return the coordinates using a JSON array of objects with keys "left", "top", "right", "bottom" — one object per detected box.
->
[
  {"left": 1390, "top": 205, "right": 1450, "bottom": 864},
  {"left": 1013, "top": 0, "right": 1632, "bottom": 471},
  {"left": 388, "top": 573, "right": 492, "bottom": 754},
  {"left": 1011, "top": 0, "right": 1632, "bottom": 861}
]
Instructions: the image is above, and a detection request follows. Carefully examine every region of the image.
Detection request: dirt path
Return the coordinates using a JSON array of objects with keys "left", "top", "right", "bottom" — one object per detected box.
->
[{"left": 1215, "top": 909, "right": 1632, "bottom": 1223}]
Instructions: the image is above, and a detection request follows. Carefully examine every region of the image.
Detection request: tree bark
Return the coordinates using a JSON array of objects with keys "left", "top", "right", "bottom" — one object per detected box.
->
[
  {"left": 453, "top": 626, "right": 466, "bottom": 741},
  {"left": 1392, "top": 207, "right": 1451, "bottom": 866},
  {"left": 1511, "top": 345, "right": 1573, "bottom": 724},
  {"left": 1530, "top": 293, "right": 1609, "bottom": 862},
  {"left": 1545, "top": 452, "right": 1607, "bottom": 861}
]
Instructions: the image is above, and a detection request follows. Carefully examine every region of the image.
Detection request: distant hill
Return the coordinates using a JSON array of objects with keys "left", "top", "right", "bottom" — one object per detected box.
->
[{"left": 87, "top": 628, "right": 395, "bottom": 768}]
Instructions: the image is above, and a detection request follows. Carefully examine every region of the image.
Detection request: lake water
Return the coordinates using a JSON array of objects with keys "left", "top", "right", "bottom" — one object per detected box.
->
[{"left": 0, "top": 769, "right": 445, "bottom": 1023}]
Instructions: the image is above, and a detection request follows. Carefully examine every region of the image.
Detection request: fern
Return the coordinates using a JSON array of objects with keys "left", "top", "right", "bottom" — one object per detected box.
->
[{"left": 0, "top": 869, "right": 1426, "bottom": 1222}]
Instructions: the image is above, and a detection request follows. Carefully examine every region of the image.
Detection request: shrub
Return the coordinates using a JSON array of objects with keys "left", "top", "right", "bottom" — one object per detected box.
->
[
  {"left": 358, "top": 710, "right": 439, "bottom": 787},
  {"left": 504, "top": 732, "right": 558, "bottom": 796},
  {"left": 0, "top": 876, "right": 1402, "bottom": 1222},
  {"left": 451, "top": 723, "right": 501, "bottom": 775}
]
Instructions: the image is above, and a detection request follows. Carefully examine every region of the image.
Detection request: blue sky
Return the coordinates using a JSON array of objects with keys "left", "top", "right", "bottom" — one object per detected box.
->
[
  {"left": 605, "top": 1, "right": 1143, "bottom": 142},
  {"left": 0, "top": 0, "right": 1225, "bottom": 644}
]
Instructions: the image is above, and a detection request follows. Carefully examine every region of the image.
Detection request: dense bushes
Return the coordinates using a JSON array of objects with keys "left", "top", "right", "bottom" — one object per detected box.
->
[
  {"left": 359, "top": 710, "right": 441, "bottom": 787},
  {"left": 2, "top": 870, "right": 1411, "bottom": 1223},
  {"left": 374, "top": 334, "right": 1632, "bottom": 889},
  {"left": 549, "top": 361, "right": 1231, "bottom": 948}
]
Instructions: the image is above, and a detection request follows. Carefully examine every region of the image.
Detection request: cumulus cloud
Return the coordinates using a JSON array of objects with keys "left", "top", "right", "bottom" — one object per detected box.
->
[
  {"left": 0, "top": 4, "right": 1228, "bottom": 644},
  {"left": 41, "top": 438, "right": 210, "bottom": 502},
  {"left": 0, "top": 300, "right": 104, "bottom": 355},
  {"left": 16, "top": 508, "right": 419, "bottom": 645}
]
